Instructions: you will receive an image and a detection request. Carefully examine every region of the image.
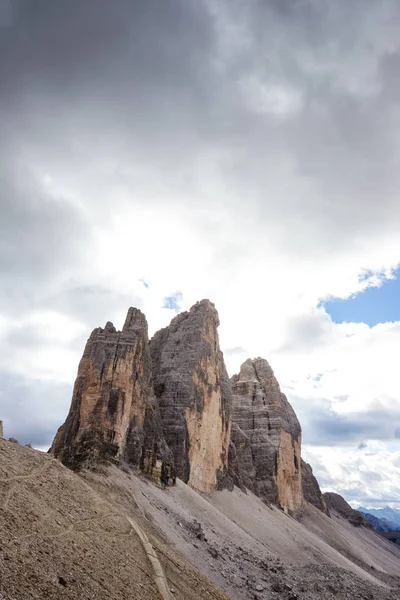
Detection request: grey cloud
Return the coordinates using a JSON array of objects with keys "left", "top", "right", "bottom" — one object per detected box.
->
[
  {"left": 0, "top": 165, "right": 87, "bottom": 283},
  {"left": 307, "top": 407, "right": 400, "bottom": 445},
  {"left": 303, "top": 451, "right": 400, "bottom": 508},
  {"left": 276, "top": 309, "right": 333, "bottom": 353},
  {"left": 289, "top": 393, "right": 400, "bottom": 446},
  {"left": 224, "top": 346, "right": 247, "bottom": 356},
  {"left": 44, "top": 285, "right": 143, "bottom": 332},
  {"left": 0, "top": 130, "right": 91, "bottom": 322},
  {"left": 0, "top": 371, "right": 71, "bottom": 447},
  {"left": 2, "top": 0, "right": 400, "bottom": 259}
]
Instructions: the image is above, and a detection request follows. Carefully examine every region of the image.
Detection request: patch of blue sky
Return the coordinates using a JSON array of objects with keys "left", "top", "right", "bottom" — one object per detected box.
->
[
  {"left": 322, "top": 268, "right": 400, "bottom": 326},
  {"left": 162, "top": 292, "right": 183, "bottom": 312}
]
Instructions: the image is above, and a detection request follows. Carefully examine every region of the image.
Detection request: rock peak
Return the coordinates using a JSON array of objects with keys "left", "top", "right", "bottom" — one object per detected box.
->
[
  {"left": 150, "top": 297, "right": 231, "bottom": 493},
  {"left": 189, "top": 299, "right": 219, "bottom": 325},
  {"left": 229, "top": 355, "right": 303, "bottom": 512},
  {"left": 122, "top": 307, "right": 148, "bottom": 334},
  {"left": 104, "top": 321, "right": 116, "bottom": 333},
  {"left": 51, "top": 307, "right": 173, "bottom": 483}
]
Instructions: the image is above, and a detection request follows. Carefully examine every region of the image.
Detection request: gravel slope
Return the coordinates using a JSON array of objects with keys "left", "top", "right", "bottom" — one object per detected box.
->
[
  {"left": 85, "top": 464, "right": 400, "bottom": 600},
  {"left": 1, "top": 438, "right": 400, "bottom": 600},
  {"left": 0, "top": 439, "right": 228, "bottom": 600}
]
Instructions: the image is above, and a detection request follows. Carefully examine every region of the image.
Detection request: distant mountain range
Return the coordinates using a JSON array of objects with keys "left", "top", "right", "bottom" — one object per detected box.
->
[{"left": 358, "top": 506, "right": 400, "bottom": 531}]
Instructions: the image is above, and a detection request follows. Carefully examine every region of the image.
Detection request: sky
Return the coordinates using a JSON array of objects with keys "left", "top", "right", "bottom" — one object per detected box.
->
[
  {"left": 323, "top": 268, "right": 400, "bottom": 326},
  {"left": 1, "top": 0, "right": 400, "bottom": 509}
]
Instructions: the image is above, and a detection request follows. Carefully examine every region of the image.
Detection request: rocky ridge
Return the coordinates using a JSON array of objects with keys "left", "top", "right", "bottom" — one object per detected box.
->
[
  {"left": 324, "top": 492, "right": 371, "bottom": 527},
  {"left": 301, "top": 459, "right": 330, "bottom": 515},
  {"left": 51, "top": 299, "right": 326, "bottom": 512},
  {"left": 362, "top": 512, "right": 399, "bottom": 533}
]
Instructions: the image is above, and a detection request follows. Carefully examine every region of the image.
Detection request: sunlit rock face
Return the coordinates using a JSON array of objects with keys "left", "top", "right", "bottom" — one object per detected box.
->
[
  {"left": 229, "top": 358, "right": 303, "bottom": 512},
  {"left": 301, "top": 459, "right": 330, "bottom": 515},
  {"left": 51, "top": 308, "right": 173, "bottom": 481},
  {"left": 150, "top": 300, "right": 232, "bottom": 494}
]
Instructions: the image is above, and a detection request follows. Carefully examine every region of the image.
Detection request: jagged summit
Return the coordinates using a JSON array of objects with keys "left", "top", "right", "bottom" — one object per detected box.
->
[
  {"left": 158, "top": 298, "right": 220, "bottom": 333},
  {"left": 123, "top": 306, "right": 148, "bottom": 333}
]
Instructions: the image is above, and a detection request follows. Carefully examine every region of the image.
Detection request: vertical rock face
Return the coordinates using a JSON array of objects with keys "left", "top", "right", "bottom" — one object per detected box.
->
[
  {"left": 150, "top": 300, "right": 232, "bottom": 493},
  {"left": 0, "top": 420, "right": 3, "bottom": 439},
  {"left": 51, "top": 308, "right": 173, "bottom": 480},
  {"left": 301, "top": 459, "right": 330, "bottom": 515},
  {"left": 229, "top": 358, "right": 303, "bottom": 512}
]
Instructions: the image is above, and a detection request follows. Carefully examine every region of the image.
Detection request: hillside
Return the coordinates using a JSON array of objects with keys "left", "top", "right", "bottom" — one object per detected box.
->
[
  {"left": 0, "top": 439, "right": 228, "bottom": 600},
  {"left": 1, "top": 438, "right": 400, "bottom": 600}
]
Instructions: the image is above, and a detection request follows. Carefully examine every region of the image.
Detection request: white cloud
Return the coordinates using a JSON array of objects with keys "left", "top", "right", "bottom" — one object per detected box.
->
[{"left": 303, "top": 442, "right": 400, "bottom": 508}]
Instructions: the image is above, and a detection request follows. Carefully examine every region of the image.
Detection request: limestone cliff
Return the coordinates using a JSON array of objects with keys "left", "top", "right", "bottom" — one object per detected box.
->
[
  {"left": 229, "top": 358, "right": 303, "bottom": 512},
  {"left": 51, "top": 308, "right": 173, "bottom": 481},
  {"left": 301, "top": 459, "right": 330, "bottom": 515},
  {"left": 150, "top": 299, "right": 232, "bottom": 493}
]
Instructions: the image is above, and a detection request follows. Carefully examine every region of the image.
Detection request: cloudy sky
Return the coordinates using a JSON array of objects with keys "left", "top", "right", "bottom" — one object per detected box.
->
[{"left": 1, "top": 0, "right": 400, "bottom": 508}]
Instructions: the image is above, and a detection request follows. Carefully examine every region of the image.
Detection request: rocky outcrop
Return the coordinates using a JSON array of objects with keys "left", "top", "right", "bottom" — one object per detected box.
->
[
  {"left": 0, "top": 420, "right": 3, "bottom": 438},
  {"left": 301, "top": 459, "right": 330, "bottom": 515},
  {"left": 50, "top": 299, "right": 328, "bottom": 508},
  {"left": 150, "top": 300, "right": 232, "bottom": 493},
  {"left": 229, "top": 358, "right": 303, "bottom": 512},
  {"left": 323, "top": 492, "right": 371, "bottom": 528},
  {"left": 51, "top": 308, "right": 173, "bottom": 482}
]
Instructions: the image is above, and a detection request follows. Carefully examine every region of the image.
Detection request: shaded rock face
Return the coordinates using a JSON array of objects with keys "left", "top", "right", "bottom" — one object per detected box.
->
[
  {"left": 150, "top": 300, "right": 232, "bottom": 493},
  {"left": 51, "top": 308, "right": 173, "bottom": 481},
  {"left": 229, "top": 358, "right": 303, "bottom": 512},
  {"left": 301, "top": 459, "right": 330, "bottom": 515},
  {"left": 0, "top": 420, "right": 3, "bottom": 438},
  {"left": 323, "top": 492, "right": 371, "bottom": 528}
]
